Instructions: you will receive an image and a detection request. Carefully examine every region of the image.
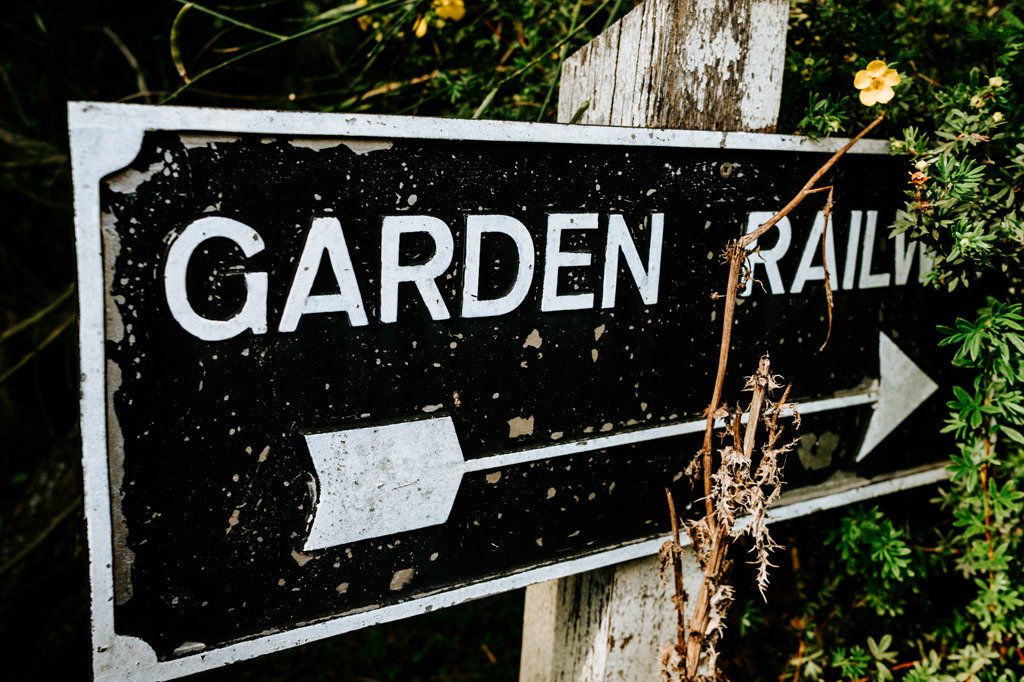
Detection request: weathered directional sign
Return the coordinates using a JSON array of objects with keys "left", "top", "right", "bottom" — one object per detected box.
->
[{"left": 71, "top": 103, "right": 952, "bottom": 680}]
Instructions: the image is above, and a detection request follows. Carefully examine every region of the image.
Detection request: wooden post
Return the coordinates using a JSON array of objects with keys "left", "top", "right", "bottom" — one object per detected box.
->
[{"left": 519, "top": 1, "right": 788, "bottom": 679}]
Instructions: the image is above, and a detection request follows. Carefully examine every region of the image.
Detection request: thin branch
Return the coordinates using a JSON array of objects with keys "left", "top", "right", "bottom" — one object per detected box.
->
[
  {"left": 473, "top": 0, "right": 613, "bottom": 119},
  {"left": 0, "top": 284, "right": 73, "bottom": 343},
  {"left": 700, "top": 113, "right": 886, "bottom": 497},
  {"left": 536, "top": 0, "right": 584, "bottom": 122},
  {"left": 170, "top": 0, "right": 287, "bottom": 40},
  {"left": 103, "top": 27, "right": 151, "bottom": 103},
  {"left": 0, "top": 495, "right": 82, "bottom": 577},
  {"left": 666, "top": 488, "right": 687, "bottom": 652},
  {"left": 740, "top": 113, "right": 886, "bottom": 249},
  {"left": 673, "top": 112, "right": 888, "bottom": 680},
  {"left": 0, "top": 315, "right": 74, "bottom": 386},
  {"left": 161, "top": 0, "right": 409, "bottom": 103},
  {"left": 818, "top": 185, "right": 835, "bottom": 351}
]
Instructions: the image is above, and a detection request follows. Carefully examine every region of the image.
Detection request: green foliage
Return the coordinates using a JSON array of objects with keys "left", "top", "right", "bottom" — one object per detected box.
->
[
  {"left": 830, "top": 645, "right": 871, "bottom": 680},
  {"left": 937, "top": 301, "right": 1024, "bottom": 652},
  {"left": 795, "top": 92, "right": 852, "bottom": 139},
  {"left": 826, "top": 506, "right": 916, "bottom": 617},
  {"left": 784, "top": 0, "right": 1021, "bottom": 135},
  {"left": 3, "top": 0, "right": 1024, "bottom": 679},
  {"left": 890, "top": 70, "right": 1024, "bottom": 290},
  {"left": 160, "top": 0, "right": 628, "bottom": 121}
]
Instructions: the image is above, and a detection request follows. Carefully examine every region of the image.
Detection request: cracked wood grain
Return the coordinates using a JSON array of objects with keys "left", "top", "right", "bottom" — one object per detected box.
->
[{"left": 557, "top": 0, "right": 788, "bottom": 131}]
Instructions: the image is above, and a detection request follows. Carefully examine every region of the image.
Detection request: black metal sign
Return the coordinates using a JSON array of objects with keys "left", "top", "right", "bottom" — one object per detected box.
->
[{"left": 71, "top": 103, "right": 950, "bottom": 680}]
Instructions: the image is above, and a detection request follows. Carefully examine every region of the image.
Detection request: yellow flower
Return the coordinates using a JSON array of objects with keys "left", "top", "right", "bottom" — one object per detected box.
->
[
  {"left": 413, "top": 14, "right": 428, "bottom": 38},
  {"left": 989, "top": 76, "right": 1004, "bottom": 88},
  {"left": 853, "top": 60, "right": 901, "bottom": 106},
  {"left": 993, "top": 111, "right": 1004, "bottom": 123},
  {"left": 354, "top": 0, "right": 372, "bottom": 32},
  {"left": 433, "top": 0, "right": 466, "bottom": 21}
]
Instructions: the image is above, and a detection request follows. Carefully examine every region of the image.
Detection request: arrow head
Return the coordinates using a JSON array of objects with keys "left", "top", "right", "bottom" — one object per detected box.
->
[
  {"left": 303, "top": 416, "right": 465, "bottom": 551},
  {"left": 855, "top": 332, "right": 939, "bottom": 462}
]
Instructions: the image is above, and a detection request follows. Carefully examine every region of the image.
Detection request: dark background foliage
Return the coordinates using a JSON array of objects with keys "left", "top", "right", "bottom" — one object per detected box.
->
[{"left": 1, "top": 1, "right": 1020, "bottom": 680}]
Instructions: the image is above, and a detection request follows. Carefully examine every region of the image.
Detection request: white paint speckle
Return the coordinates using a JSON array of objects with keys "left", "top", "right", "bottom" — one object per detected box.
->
[
  {"left": 390, "top": 568, "right": 415, "bottom": 591},
  {"left": 291, "top": 550, "right": 314, "bottom": 567},
  {"left": 508, "top": 415, "right": 535, "bottom": 438},
  {"left": 173, "top": 642, "right": 207, "bottom": 656},
  {"left": 225, "top": 509, "right": 240, "bottom": 534}
]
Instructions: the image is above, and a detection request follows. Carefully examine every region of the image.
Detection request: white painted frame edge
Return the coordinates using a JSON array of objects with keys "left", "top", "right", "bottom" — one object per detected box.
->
[
  {"left": 68, "top": 101, "right": 892, "bottom": 153},
  {"left": 68, "top": 101, "right": 903, "bottom": 681}
]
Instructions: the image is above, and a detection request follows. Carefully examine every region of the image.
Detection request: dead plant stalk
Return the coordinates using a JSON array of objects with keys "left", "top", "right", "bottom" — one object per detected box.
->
[{"left": 664, "top": 113, "right": 886, "bottom": 681}]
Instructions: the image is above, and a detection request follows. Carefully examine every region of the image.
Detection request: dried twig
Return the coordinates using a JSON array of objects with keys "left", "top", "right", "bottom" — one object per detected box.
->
[
  {"left": 665, "top": 488, "right": 687, "bottom": 648},
  {"left": 819, "top": 185, "right": 836, "bottom": 351},
  {"left": 103, "top": 27, "right": 152, "bottom": 104},
  {"left": 663, "top": 113, "right": 885, "bottom": 681}
]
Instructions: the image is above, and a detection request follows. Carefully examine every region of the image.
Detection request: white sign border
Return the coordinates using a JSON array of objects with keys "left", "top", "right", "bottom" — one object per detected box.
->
[{"left": 69, "top": 102, "right": 932, "bottom": 681}]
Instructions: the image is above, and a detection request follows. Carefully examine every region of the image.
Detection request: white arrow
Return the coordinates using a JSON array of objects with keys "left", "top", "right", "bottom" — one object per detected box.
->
[
  {"left": 855, "top": 332, "right": 939, "bottom": 461},
  {"left": 301, "top": 332, "right": 936, "bottom": 551}
]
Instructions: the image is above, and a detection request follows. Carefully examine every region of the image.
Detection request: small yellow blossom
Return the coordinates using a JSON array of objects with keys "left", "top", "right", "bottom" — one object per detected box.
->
[
  {"left": 413, "top": 14, "right": 428, "bottom": 38},
  {"left": 970, "top": 95, "right": 985, "bottom": 108},
  {"left": 915, "top": 159, "right": 929, "bottom": 171},
  {"left": 993, "top": 111, "right": 1004, "bottom": 123},
  {"left": 433, "top": 0, "right": 466, "bottom": 21},
  {"left": 354, "top": 0, "right": 372, "bottom": 32},
  {"left": 412, "top": 1, "right": 465, "bottom": 39},
  {"left": 989, "top": 76, "right": 1004, "bottom": 88},
  {"left": 853, "top": 60, "right": 900, "bottom": 106}
]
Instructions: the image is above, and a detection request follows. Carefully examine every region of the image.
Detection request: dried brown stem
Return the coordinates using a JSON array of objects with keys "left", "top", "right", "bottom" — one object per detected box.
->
[
  {"left": 700, "top": 114, "right": 884, "bottom": 510},
  {"left": 739, "top": 113, "right": 885, "bottom": 248},
  {"left": 685, "top": 357, "right": 775, "bottom": 679},
  {"left": 741, "top": 356, "right": 771, "bottom": 459},
  {"left": 666, "top": 488, "right": 687, "bottom": 652},
  {"left": 818, "top": 185, "right": 836, "bottom": 351},
  {"left": 672, "top": 113, "right": 885, "bottom": 681},
  {"left": 684, "top": 532, "right": 730, "bottom": 679}
]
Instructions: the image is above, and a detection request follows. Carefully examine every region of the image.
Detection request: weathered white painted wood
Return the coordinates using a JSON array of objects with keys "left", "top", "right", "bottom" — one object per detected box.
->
[
  {"left": 520, "top": 551, "right": 702, "bottom": 682},
  {"left": 558, "top": 0, "right": 788, "bottom": 132},
  {"left": 522, "top": 1, "right": 789, "bottom": 679}
]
